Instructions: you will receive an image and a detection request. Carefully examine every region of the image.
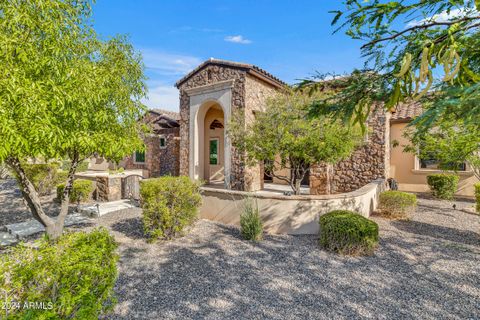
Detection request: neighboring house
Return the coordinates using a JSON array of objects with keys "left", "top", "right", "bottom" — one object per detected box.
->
[{"left": 120, "top": 109, "right": 180, "bottom": 177}]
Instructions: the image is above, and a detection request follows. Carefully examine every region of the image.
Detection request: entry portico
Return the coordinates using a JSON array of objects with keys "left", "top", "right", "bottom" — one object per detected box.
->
[{"left": 176, "top": 58, "right": 285, "bottom": 191}]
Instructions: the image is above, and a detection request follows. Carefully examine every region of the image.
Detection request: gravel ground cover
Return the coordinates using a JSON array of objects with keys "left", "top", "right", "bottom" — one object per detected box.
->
[
  {"left": 1, "top": 178, "right": 479, "bottom": 319},
  {"left": 82, "top": 197, "right": 480, "bottom": 320}
]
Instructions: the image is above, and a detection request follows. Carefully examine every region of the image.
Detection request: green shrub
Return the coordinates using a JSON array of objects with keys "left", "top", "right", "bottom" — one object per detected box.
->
[
  {"left": 319, "top": 210, "right": 379, "bottom": 255},
  {"left": 475, "top": 184, "right": 480, "bottom": 213},
  {"left": 140, "top": 176, "right": 202, "bottom": 241},
  {"left": 57, "top": 179, "right": 95, "bottom": 203},
  {"left": 22, "top": 163, "right": 61, "bottom": 195},
  {"left": 240, "top": 198, "right": 263, "bottom": 241},
  {"left": 426, "top": 173, "right": 459, "bottom": 200},
  {"left": 0, "top": 228, "right": 118, "bottom": 319},
  {"left": 378, "top": 191, "right": 417, "bottom": 219},
  {"left": 60, "top": 159, "right": 90, "bottom": 172}
]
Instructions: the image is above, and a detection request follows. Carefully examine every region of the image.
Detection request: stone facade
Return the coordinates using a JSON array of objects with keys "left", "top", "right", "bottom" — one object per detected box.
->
[
  {"left": 122, "top": 111, "right": 180, "bottom": 177},
  {"left": 176, "top": 60, "right": 284, "bottom": 191},
  {"left": 310, "top": 105, "right": 390, "bottom": 194}
]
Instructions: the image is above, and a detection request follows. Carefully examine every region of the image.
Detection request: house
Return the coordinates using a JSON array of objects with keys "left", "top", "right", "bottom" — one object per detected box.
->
[{"left": 120, "top": 109, "right": 180, "bottom": 177}]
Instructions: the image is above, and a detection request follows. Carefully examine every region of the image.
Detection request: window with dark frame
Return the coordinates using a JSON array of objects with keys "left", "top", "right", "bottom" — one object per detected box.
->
[
  {"left": 160, "top": 137, "right": 166, "bottom": 148},
  {"left": 134, "top": 151, "right": 145, "bottom": 163}
]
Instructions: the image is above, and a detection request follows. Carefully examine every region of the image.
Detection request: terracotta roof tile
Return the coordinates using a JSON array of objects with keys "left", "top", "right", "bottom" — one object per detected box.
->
[{"left": 390, "top": 101, "right": 423, "bottom": 122}]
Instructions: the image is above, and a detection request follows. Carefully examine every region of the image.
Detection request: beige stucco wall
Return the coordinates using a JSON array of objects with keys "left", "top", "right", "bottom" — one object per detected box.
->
[
  {"left": 390, "top": 122, "right": 478, "bottom": 197},
  {"left": 203, "top": 105, "right": 225, "bottom": 182},
  {"left": 199, "top": 180, "right": 385, "bottom": 235}
]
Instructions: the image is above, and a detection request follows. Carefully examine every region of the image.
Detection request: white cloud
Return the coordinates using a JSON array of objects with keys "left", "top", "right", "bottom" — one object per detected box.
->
[
  {"left": 142, "top": 83, "right": 179, "bottom": 111},
  {"left": 406, "top": 7, "right": 479, "bottom": 27},
  {"left": 140, "top": 49, "right": 202, "bottom": 76},
  {"left": 224, "top": 35, "right": 252, "bottom": 44}
]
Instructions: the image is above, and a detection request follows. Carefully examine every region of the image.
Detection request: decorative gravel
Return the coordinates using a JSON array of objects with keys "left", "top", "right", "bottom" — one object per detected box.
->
[
  {"left": 82, "top": 196, "right": 480, "bottom": 320},
  {"left": 2, "top": 178, "right": 479, "bottom": 319}
]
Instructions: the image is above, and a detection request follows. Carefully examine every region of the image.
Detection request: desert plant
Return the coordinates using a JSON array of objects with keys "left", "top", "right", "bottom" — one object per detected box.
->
[
  {"left": 22, "top": 163, "right": 61, "bottom": 196},
  {"left": 240, "top": 197, "right": 263, "bottom": 241},
  {"left": 57, "top": 179, "right": 94, "bottom": 204},
  {"left": 475, "top": 184, "right": 480, "bottom": 213},
  {"left": 140, "top": 176, "right": 202, "bottom": 241},
  {"left": 378, "top": 191, "right": 417, "bottom": 219},
  {"left": 319, "top": 210, "right": 379, "bottom": 255},
  {"left": 0, "top": 228, "right": 118, "bottom": 319},
  {"left": 426, "top": 174, "right": 459, "bottom": 200}
]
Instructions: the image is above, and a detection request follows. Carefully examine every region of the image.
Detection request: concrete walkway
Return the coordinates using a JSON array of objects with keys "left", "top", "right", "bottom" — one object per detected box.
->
[{"left": 78, "top": 199, "right": 137, "bottom": 217}]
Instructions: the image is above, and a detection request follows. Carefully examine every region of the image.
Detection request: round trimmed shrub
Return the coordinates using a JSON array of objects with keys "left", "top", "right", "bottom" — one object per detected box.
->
[
  {"left": 140, "top": 176, "right": 202, "bottom": 241},
  {"left": 475, "top": 183, "right": 480, "bottom": 213},
  {"left": 240, "top": 198, "right": 263, "bottom": 241},
  {"left": 57, "top": 179, "right": 94, "bottom": 203},
  {"left": 0, "top": 228, "right": 118, "bottom": 319},
  {"left": 319, "top": 210, "right": 379, "bottom": 255},
  {"left": 426, "top": 174, "right": 459, "bottom": 200},
  {"left": 378, "top": 191, "right": 417, "bottom": 219}
]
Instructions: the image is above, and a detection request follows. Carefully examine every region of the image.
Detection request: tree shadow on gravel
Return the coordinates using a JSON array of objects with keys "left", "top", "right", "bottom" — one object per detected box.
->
[
  {"left": 391, "top": 220, "right": 480, "bottom": 246},
  {"left": 110, "top": 217, "right": 146, "bottom": 240}
]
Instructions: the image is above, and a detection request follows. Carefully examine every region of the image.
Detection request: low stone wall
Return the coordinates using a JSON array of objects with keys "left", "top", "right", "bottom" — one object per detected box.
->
[{"left": 200, "top": 180, "right": 386, "bottom": 235}]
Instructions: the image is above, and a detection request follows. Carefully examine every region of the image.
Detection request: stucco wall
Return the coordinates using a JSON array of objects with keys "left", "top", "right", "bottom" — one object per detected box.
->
[
  {"left": 199, "top": 179, "right": 385, "bottom": 235},
  {"left": 390, "top": 122, "right": 478, "bottom": 197}
]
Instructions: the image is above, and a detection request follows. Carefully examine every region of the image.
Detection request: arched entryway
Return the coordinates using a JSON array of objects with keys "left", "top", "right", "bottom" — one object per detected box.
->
[{"left": 193, "top": 100, "right": 226, "bottom": 185}]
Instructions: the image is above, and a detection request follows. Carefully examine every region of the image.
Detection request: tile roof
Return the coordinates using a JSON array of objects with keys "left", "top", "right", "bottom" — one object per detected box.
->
[
  {"left": 150, "top": 109, "right": 180, "bottom": 121},
  {"left": 390, "top": 100, "right": 423, "bottom": 122},
  {"left": 175, "top": 58, "right": 287, "bottom": 89}
]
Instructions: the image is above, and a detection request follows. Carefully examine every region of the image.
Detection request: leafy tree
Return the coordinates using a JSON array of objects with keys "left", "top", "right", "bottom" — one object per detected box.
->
[
  {"left": 406, "top": 119, "right": 480, "bottom": 179},
  {"left": 229, "top": 92, "right": 362, "bottom": 195},
  {"left": 0, "top": 0, "right": 147, "bottom": 239},
  {"left": 305, "top": 0, "right": 480, "bottom": 132}
]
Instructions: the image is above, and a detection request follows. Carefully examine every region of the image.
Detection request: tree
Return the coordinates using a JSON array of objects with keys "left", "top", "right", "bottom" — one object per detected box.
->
[
  {"left": 406, "top": 119, "right": 480, "bottom": 180},
  {"left": 0, "top": 0, "right": 147, "bottom": 239},
  {"left": 306, "top": 0, "right": 480, "bottom": 133},
  {"left": 229, "top": 92, "right": 362, "bottom": 195}
]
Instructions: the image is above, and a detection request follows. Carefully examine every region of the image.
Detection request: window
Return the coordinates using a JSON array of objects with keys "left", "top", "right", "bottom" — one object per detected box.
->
[
  {"left": 134, "top": 151, "right": 145, "bottom": 163},
  {"left": 159, "top": 137, "right": 166, "bottom": 148},
  {"left": 209, "top": 139, "right": 219, "bottom": 165},
  {"left": 418, "top": 151, "right": 467, "bottom": 171}
]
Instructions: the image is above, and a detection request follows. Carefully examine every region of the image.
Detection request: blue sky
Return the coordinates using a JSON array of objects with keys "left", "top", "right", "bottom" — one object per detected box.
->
[{"left": 92, "top": 1, "right": 365, "bottom": 111}]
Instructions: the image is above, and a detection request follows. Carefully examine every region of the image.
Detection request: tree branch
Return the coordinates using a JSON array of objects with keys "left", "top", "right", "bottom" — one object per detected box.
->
[{"left": 362, "top": 16, "right": 480, "bottom": 49}]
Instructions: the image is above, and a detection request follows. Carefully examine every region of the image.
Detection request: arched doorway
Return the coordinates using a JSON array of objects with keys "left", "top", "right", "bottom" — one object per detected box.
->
[{"left": 193, "top": 100, "right": 226, "bottom": 185}]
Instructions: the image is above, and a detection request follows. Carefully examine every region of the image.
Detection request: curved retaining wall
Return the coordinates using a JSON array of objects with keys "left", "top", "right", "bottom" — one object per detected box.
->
[{"left": 200, "top": 179, "right": 386, "bottom": 235}]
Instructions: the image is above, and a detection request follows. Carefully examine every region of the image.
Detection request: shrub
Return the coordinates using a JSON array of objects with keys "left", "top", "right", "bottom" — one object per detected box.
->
[
  {"left": 240, "top": 198, "right": 263, "bottom": 241},
  {"left": 319, "top": 210, "right": 379, "bottom": 255},
  {"left": 60, "top": 159, "right": 90, "bottom": 172},
  {"left": 22, "top": 163, "right": 61, "bottom": 195},
  {"left": 140, "top": 176, "right": 202, "bottom": 241},
  {"left": 426, "top": 173, "right": 459, "bottom": 200},
  {"left": 0, "top": 228, "right": 118, "bottom": 319},
  {"left": 475, "top": 184, "right": 480, "bottom": 213},
  {"left": 57, "top": 179, "right": 95, "bottom": 203},
  {"left": 378, "top": 191, "right": 417, "bottom": 219}
]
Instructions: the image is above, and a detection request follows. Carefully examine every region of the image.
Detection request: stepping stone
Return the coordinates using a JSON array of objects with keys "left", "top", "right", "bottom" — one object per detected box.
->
[
  {"left": 0, "top": 232, "right": 18, "bottom": 246},
  {"left": 5, "top": 214, "right": 92, "bottom": 239},
  {"left": 77, "top": 199, "right": 138, "bottom": 217}
]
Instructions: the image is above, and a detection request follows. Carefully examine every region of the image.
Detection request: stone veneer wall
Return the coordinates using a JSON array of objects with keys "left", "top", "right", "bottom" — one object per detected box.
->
[
  {"left": 178, "top": 64, "right": 247, "bottom": 190},
  {"left": 123, "top": 127, "right": 180, "bottom": 177},
  {"left": 310, "top": 105, "right": 390, "bottom": 194}
]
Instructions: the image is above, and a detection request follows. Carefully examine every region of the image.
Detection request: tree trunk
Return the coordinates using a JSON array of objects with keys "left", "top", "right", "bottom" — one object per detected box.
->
[
  {"left": 6, "top": 154, "right": 79, "bottom": 240},
  {"left": 6, "top": 157, "right": 55, "bottom": 228}
]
